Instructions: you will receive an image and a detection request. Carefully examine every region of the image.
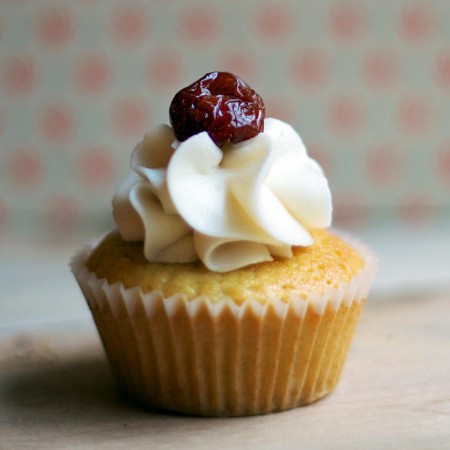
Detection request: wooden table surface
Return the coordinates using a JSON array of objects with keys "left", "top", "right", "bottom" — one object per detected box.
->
[{"left": 1, "top": 288, "right": 449, "bottom": 450}]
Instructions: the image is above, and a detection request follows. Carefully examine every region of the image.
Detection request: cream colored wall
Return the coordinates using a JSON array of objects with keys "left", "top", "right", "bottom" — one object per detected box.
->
[{"left": 1, "top": 0, "right": 449, "bottom": 237}]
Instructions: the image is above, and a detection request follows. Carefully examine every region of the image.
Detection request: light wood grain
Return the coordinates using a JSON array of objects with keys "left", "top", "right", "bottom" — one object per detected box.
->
[{"left": 1, "top": 290, "right": 449, "bottom": 450}]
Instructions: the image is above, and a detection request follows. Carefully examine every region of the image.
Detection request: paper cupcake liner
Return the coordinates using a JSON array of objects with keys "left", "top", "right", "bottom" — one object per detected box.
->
[{"left": 70, "top": 232, "right": 377, "bottom": 417}]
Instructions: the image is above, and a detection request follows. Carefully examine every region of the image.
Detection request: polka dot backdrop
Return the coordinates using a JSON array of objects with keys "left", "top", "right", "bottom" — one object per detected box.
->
[{"left": 1, "top": 0, "right": 450, "bottom": 237}]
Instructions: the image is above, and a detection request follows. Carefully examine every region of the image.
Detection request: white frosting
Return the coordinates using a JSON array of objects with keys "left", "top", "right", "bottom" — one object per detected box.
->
[{"left": 113, "top": 118, "right": 332, "bottom": 272}]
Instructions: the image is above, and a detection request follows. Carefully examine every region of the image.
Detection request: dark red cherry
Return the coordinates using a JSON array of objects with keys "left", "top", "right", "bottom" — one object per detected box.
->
[{"left": 169, "top": 71, "right": 265, "bottom": 147}]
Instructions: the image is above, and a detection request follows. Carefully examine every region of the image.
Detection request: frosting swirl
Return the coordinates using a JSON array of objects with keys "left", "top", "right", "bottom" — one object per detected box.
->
[{"left": 113, "top": 118, "right": 332, "bottom": 272}]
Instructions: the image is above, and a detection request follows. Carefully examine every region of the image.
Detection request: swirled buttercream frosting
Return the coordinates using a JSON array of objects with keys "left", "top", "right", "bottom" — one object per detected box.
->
[{"left": 112, "top": 118, "right": 332, "bottom": 272}]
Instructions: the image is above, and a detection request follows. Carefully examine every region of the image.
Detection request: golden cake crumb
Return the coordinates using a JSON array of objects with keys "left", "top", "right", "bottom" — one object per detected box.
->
[{"left": 86, "top": 229, "right": 365, "bottom": 304}]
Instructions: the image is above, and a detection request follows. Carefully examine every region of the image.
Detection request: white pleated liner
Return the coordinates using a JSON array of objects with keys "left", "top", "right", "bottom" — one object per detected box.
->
[{"left": 70, "top": 232, "right": 377, "bottom": 416}]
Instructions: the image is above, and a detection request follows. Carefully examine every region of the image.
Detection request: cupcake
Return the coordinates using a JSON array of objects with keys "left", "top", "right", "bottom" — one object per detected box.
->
[{"left": 71, "top": 72, "right": 376, "bottom": 417}]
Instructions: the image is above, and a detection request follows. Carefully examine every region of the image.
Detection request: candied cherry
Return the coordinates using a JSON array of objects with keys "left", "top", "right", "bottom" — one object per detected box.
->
[{"left": 169, "top": 71, "right": 265, "bottom": 147}]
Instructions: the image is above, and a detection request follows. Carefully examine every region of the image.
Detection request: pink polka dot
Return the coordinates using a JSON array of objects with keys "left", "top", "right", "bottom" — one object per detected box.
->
[
  {"left": 77, "top": 146, "right": 114, "bottom": 187},
  {"left": 329, "top": 3, "right": 364, "bottom": 40},
  {"left": 218, "top": 51, "right": 256, "bottom": 82},
  {"left": 37, "top": 7, "right": 73, "bottom": 48},
  {"left": 363, "top": 49, "right": 399, "bottom": 89},
  {"left": 110, "top": 6, "right": 149, "bottom": 45},
  {"left": 147, "top": 51, "right": 183, "bottom": 90},
  {"left": 112, "top": 97, "right": 149, "bottom": 138},
  {"left": 333, "top": 194, "right": 368, "bottom": 229},
  {"left": 3, "top": 55, "right": 37, "bottom": 96},
  {"left": 256, "top": 4, "right": 293, "bottom": 40},
  {"left": 181, "top": 5, "right": 219, "bottom": 43},
  {"left": 436, "top": 142, "right": 450, "bottom": 185},
  {"left": 264, "top": 97, "right": 294, "bottom": 123},
  {"left": 397, "top": 96, "right": 432, "bottom": 135},
  {"left": 39, "top": 103, "right": 74, "bottom": 144},
  {"left": 0, "top": 200, "right": 7, "bottom": 231},
  {"left": 8, "top": 148, "right": 42, "bottom": 189},
  {"left": 400, "top": 4, "right": 433, "bottom": 42},
  {"left": 45, "top": 196, "right": 79, "bottom": 232},
  {"left": 292, "top": 50, "right": 329, "bottom": 88},
  {"left": 435, "top": 51, "right": 450, "bottom": 88},
  {"left": 328, "top": 96, "right": 364, "bottom": 135},
  {"left": 366, "top": 144, "right": 402, "bottom": 186},
  {"left": 74, "top": 53, "right": 109, "bottom": 94},
  {"left": 398, "top": 194, "right": 435, "bottom": 226}
]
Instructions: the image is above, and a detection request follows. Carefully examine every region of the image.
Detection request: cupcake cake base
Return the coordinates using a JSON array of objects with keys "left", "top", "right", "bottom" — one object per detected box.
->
[{"left": 71, "top": 230, "right": 376, "bottom": 417}]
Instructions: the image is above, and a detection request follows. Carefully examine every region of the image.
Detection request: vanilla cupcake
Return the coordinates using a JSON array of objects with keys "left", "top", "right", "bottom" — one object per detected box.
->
[{"left": 71, "top": 72, "right": 376, "bottom": 416}]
